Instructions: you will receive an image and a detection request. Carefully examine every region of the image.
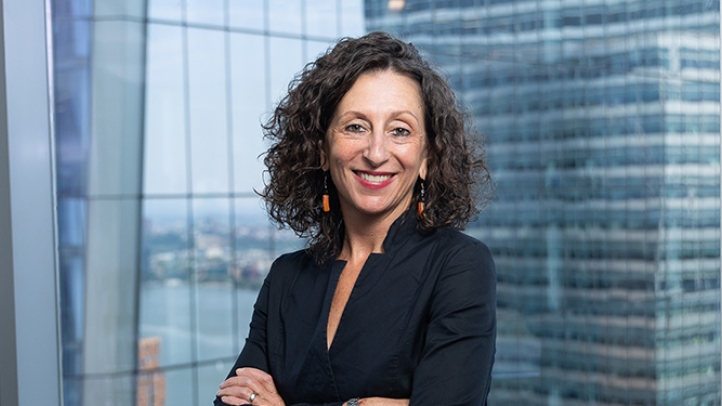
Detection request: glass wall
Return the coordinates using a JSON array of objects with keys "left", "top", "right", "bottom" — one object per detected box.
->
[
  {"left": 51, "top": 1, "right": 364, "bottom": 405},
  {"left": 50, "top": 0, "right": 721, "bottom": 405},
  {"left": 367, "top": 0, "right": 721, "bottom": 405}
]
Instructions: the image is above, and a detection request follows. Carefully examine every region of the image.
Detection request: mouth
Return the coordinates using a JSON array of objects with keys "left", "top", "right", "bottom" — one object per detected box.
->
[{"left": 356, "top": 171, "right": 394, "bottom": 183}]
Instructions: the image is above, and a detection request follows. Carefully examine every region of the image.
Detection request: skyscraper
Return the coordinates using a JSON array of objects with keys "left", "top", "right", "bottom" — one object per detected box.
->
[{"left": 366, "top": 0, "right": 721, "bottom": 404}]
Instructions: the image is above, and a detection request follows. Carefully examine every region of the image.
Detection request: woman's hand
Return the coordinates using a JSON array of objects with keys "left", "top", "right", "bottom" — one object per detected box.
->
[
  {"left": 351, "top": 398, "right": 409, "bottom": 406},
  {"left": 217, "top": 367, "right": 285, "bottom": 406}
]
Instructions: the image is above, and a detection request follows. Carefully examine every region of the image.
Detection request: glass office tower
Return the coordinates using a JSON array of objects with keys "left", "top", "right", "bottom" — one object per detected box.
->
[
  {"left": 51, "top": 1, "right": 363, "bottom": 405},
  {"left": 366, "top": 0, "right": 721, "bottom": 405}
]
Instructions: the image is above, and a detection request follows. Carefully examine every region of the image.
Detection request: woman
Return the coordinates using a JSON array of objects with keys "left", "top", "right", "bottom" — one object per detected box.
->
[{"left": 215, "top": 31, "right": 495, "bottom": 406}]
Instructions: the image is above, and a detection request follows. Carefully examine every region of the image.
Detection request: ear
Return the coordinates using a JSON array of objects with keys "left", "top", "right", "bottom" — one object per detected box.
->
[
  {"left": 419, "top": 155, "right": 428, "bottom": 180},
  {"left": 419, "top": 133, "right": 429, "bottom": 179},
  {"left": 319, "top": 140, "right": 330, "bottom": 171},
  {"left": 320, "top": 151, "right": 330, "bottom": 171}
]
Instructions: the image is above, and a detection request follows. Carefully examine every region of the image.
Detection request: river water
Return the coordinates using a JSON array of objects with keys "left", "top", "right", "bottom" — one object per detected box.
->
[{"left": 140, "top": 283, "right": 260, "bottom": 405}]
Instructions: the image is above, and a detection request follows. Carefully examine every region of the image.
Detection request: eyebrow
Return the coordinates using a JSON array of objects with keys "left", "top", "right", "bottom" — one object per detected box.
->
[{"left": 336, "top": 110, "right": 423, "bottom": 125}]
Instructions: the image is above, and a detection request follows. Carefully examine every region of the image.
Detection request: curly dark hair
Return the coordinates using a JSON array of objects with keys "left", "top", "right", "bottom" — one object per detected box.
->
[{"left": 260, "top": 31, "right": 491, "bottom": 265}]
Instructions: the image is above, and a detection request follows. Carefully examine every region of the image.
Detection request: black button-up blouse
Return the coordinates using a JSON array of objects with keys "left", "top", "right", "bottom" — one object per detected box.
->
[{"left": 215, "top": 212, "right": 496, "bottom": 406}]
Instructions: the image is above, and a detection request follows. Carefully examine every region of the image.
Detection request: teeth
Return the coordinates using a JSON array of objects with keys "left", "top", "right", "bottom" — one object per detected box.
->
[{"left": 359, "top": 172, "right": 392, "bottom": 183}]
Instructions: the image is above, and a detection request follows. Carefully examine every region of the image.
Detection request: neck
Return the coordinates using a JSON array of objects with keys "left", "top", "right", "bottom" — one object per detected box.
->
[{"left": 338, "top": 208, "right": 406, "bottom": 263}]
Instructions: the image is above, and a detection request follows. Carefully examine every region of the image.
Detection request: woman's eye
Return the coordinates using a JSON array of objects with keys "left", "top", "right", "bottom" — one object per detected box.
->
[
  {"left": 345, "top": 124, "right": 365, "bottom": 133},
  {"left": 391, "top": 128, "right": 411, "bottom": 136}
]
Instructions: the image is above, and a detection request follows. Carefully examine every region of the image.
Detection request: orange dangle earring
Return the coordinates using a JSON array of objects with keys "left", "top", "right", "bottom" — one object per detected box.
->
[
  {"left": 322, "top": 173, "right": 331, "bottom": 213},
  {"left": 417, "top": 178, "right": 426, "bottom": 217}
]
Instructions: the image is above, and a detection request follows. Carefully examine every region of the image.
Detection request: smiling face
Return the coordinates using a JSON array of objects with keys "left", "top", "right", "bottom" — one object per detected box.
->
[{"left": 323, "top": 69, "right": 428, "bottom": 223}]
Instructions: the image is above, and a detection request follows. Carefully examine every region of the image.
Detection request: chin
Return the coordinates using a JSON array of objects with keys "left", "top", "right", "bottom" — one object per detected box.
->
[{"left": 357, "top": 204, "right": 404, "bottom": 217}]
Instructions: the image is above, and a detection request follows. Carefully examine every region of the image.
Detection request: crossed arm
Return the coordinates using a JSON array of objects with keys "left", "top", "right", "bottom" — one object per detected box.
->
[{"left": 217, "top": 367, "right": 408, "bottom": 406}]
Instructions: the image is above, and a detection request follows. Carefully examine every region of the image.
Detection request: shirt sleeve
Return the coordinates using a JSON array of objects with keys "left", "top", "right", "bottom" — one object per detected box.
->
[
  {"left": 409, "top": 240, "right": 497, "bottom": 406},
  {"left": 213, "top": 274, "right": 271, "bottom": 406},
  {"left": 213, "top": 263, "right": 345, "bottom": 406}
]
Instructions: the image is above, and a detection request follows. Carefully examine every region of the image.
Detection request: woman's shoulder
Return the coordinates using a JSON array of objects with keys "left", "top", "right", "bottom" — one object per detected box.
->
[
  {"left": 430, "top": 227, "right": 492, "bottom": 257},
  {"left": 265, "top": 249, "right": 331, "bottom": 297},
  {"left": 419, "top": 227, "right": 495, "bottom": 278},
  {"left": 270, "top": 248, "right": 314, "bottom": 273},
  {"left": 421, "top": 228, "right": 496, "bottom": 296}
]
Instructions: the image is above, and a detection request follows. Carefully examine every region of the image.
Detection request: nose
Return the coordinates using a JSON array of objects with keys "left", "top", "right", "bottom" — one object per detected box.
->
[{"left": 363, "top": 129, "right": 390, "bottom": 167}]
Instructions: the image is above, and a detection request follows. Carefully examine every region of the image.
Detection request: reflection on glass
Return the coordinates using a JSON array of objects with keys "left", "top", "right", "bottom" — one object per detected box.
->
[
  {"left": 306, "top": 0, "right": 338, "bottom": 38},
  {"left": 84, "top": 199, "right": 141, "bottom": 373},
  {"left": 228, "top": 0, "right": 264, "bottom": 30},
  {"left": 195, "top": 283, "right": 235, "bottom": 361},
  {"left": 268, "top": 0, "right": 302, "bottom": 34},
  {"left": 186, "top": 0, "right": 225, "bottom": 27},
  {"left": 57, "top": 198, "right": 87, "bottom": 248},
  {"left": 140, "top": 282, "right": 193, "bottom": 366},
  {"left": 269, "top": 37, "right": 304, "bottom": 105},
  {"left": 198, "top": 363, "right": 233, "bottom": 405},
  {"left": 234, "top": 197, "right": 274, "bottom": 289},
  {"left": 159, "top": 367, "right": 193, "bottom": 406},
  {"left": 192, "top": 198, "right": 232, "bottom": 283},
  {"left": 54, "top": 0, "right": 369, "bottom": 405},
  {"left": 192, "top": 198, "right": 234, "bottom": 361},
  {"left": 93, "top": 0, "right": 144, "bottom": 18},
  {"left": 140, "top": 198, "right": 193, "bottom": 377},
  {"left": 272, "top": 227, "right": 307, "bottom": 258},
  {"left": 230, "top": 33, "right": 267, "bottom": 193},
  {"left": 144, "top": 23, "right": 188, "bottom": 195},
  {"left": 306, "top": 39, "right": 335, "bottom": 64},
  {"left": 340, "top": 0, "right": 365, "bottom": 38},
  {"left": 80, "top": 374, "right": 135, "bottom": 405},
  {"left": 52, "top": 0, "right": 91, "bottom": 18},
  {"left": 88, "top": 20, "right": 145, "bottom": 197},
  {"left": 53, "top": 18, "right": 91, "bottom": 198},
  {"left": 147, "top": 0, "right": 182, "bottom": 21},
  {"left": 188, "top": 27, "right": 230, "bottom": 194}
]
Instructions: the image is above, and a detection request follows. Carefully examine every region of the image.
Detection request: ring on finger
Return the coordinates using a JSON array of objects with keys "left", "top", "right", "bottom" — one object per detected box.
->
[{"left": 249, "top": 392, "right": 258, "bottom": 403}]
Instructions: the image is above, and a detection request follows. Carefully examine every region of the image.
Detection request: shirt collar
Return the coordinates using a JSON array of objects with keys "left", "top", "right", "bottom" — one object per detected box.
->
[{"left": 381, "top": 209, "right": 420, "bottom": 255}]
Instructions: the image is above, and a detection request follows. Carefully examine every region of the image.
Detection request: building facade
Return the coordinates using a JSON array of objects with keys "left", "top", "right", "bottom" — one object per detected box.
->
[{"left": 366, "top": 0, "right": 721, "bottom": 404}]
